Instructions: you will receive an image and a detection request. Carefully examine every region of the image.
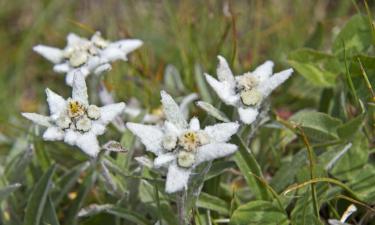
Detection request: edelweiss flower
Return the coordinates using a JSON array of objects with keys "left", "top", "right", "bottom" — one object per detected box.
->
[
  {"left": 22, "top": 73, "right": 125, "bottom": 157},
  {"left": 205, "top": 56, "right": 293, "bottom": 124},
  {"left": 33, "top": 32, "right": 143, "bottom": 86},
  {"left": 127, "top": 91, "right": 239, "bottom": 193}
]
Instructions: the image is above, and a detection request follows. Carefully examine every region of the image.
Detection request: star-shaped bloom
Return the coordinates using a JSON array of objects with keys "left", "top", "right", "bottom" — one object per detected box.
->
[
  {"left": 127, "top": 91, "right": 239, "bottom": 193},
  {"left": 33, "top": 32, "right": 143, "bottom": 86},
  {"left": 205, "top": 56, "right": 293, "bottom": 124},
  {"left": 21, "top": 73, "right": 125, "bottom": 157}
]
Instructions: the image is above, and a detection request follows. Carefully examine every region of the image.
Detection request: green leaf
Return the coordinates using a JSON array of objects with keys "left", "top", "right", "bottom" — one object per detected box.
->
[
  {"left": 65, "top": 170, "right": 97, "bottom": 225},
  {"left": 0, "top": 183, "right": 21, "bottom": 202},
  {"left": 197, "top": 192, "right": 229, "bottom": 215},
  {"left": 164, "top": 64, "right": 186, "bottom": 95},
  {"left": 331, "top": 133, "right": 369, "bottom": 180},
  {"left": 41, "top": 196, "right": 60, "bottom": 225},
  {"left": 289, "top": 111, "right": 342, "bottom": 141},
  {"left": 230, "top": 200, "right": 289, "bottom": 225},
  {"left": 24, "top": 164, "right": 56, "bottom": 225},
  {"left": 205, "top": 161, "right": 236, "bottom": 180},
  {"left": 233, "top": 135, "right": 271, "bottom": 200},
  {"left": 288, "top": 48, "right": 341, "bottom": 87},
  {"left": 337, "top": 114, "right": 365, "bottom": 140},
  {"left": 106, "top": 207, "right": 150, "bottom": 225},
  {"left": 332, "top": 14, "right": 372, "bottom": 57},
  {"left": 196, "top": 101, "right": 230, "bottom": 122}
]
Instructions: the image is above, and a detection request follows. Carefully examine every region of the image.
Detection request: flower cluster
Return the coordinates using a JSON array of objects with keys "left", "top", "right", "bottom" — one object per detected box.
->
[
  {"left": 22, "top": 73, "right": 125, "bottom": 157},
  {"left": 33, "top": 32, "right": 142, "bottom": 85},
  {"left": 127, "top": 91, "right": 239, "bottom": 193},
  {"left": 23, "top": 31, "right": 293, "bottom": 194},
  {"left": 205, "top": 56, "right": 293, "bottom": 124}
]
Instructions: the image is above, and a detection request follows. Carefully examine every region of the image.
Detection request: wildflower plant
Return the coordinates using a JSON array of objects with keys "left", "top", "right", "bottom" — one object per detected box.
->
[
  {"left": 204, "top": 56, "right": 293, "bottom": 124},
  {"left": 33, "top": 32, "right": 143, "bottom": 85},
  {"left": 3, "top": 3, "right": 375, "bottom": 225},
  {"left": 127, "top": 91, "right": 239, "bottom": 193},
  {"left": 22, "top": 73, "right": 125, "bottom": 157}
]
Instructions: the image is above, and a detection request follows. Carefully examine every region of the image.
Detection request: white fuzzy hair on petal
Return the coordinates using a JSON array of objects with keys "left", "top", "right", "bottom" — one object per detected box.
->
[
  {"left": 43, "top": 127, "right": 64, "bottom": 141},
  {"left": 75, "top": 132, "right": 100, "bottom": 157},
  {"left": 22, "top": 113, "right": 51, "bottom": 127},
  {"left": 33, "top": 45, "right": 64, "bottom": 64},
  {"left": 72, "top": 72, "right": 89, "bottom": 105},
  {"left": 204, "top": 122, "right": 239, "bottom": 143},
  {"left": 258, "top": 68, "right": 293, "bottom": 98},
  {"left": 204, "top": 74, "right": 239, "bottom": 106},
  {"left": 45, "top": 88, "right": 66, "bottom": 118},
  {"left": 251, "top": 60, "right": 274, "bottom": 82},
  {"left": 64, "top": 130, "right": 79, "bottom": 145},
  {"left": 217, "top": 56, "right": 235, "bottom": 85},
  {"left": 195, "top": 143, "right": 238, "bottom": 165},
  {"left": 53, "top": 63, "right": 70, "bottom": 73},
  {"left": 126, "top": 122, "right": 164, "bottom": 155},
  {"left": 91, "top": 122, "right": 106, "bottom": 135},
  {"left": 154, "top": 153, "right": 176, "bottom": 168},
  {"left": 99, "top": 103, "right": 125, "bottom": 125},
  {"left": 189, "top": 117, "right": 200, "bottom": 131},
  {"left": 165, "top": 163, "right": 191, "bottom": 193},
  {"left": 113, "top": 39, "right": 143, "bottom": 55},
  {"left": 238, "top": 107, "right": 259, "bottom": 125},
  {"left": 160, "top": 90, "right": 188, "bottom": 129}
]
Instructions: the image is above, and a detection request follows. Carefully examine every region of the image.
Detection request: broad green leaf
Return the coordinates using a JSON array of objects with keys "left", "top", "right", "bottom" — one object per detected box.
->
[
  {"left": 106, "top": 207, "right": 150, "bottom": 225},
  {"left": 230, "top": 200, "right": 289, "bottom": 225},
  {"left": 289, "top": 110, "right": 342, "bottom": 141},
  {"left": 0, "top": 183, "right": 21, "bottom": 202},
  {"left": 196, "top": 101, "right": 230, "bottom": 122},
  {"left": 205, "top": 161, "right": 236, "bottom": 180},
  {"left": 24, "top": 164, "right": 56, "bottom": 225},
  {"left": 337, "top": 114, "right": 365, "bottom": 140},
  {"left": 288, "top": 48, "right": 341, "bottom": 87},
  {"left": 332, "top": 14, "right": 372, "bottom": 57},
  {"left": 197, "top": 192, "right": 229, "bottom": 215},
  {"left": 331, "top": 133, "right": 369, "bottom": 180},
  {"left": 349, "top": 164, "right": 375, "bottom": 202}
]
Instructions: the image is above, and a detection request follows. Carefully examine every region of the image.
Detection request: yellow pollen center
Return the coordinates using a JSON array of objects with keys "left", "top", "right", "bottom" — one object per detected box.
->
[
  {"left": 179, "top": 131, "right": 199, "bottom": 152},
  {"left": 68, "top": 100, "right": 85, "bottom": 117}
]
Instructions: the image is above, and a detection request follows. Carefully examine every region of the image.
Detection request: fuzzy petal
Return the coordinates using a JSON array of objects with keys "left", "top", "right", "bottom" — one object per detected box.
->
[
  {"left": 217, "top": 55, "right": 235, "bottom": 85},
  {"left": 160, "top": 90, "right": 188, "bottom": 129},
  {"left": 94, "top": 63, "right": 111, "bottom": 75},
  {"left": 99, "top": 103, "right": 126, "bottom": 125},
  {"left": 33, "top": 45, "right": 64, "bottom": 64},
  {"left": 45, "top": 88, "right": 66, "bottom": 118},
  {"left": 75, "top": 132, "right": 100, "bottom": 157},
  {"left": 154, "top": 153, "right": 176, "bottom": 168},
  {"left": 189, "top": 117, "right": 200, "bottom": 131},
  {"left": 22, "top": 113, "right": 51, "bottom": 127},
  {"left": 195, "top": 143, "right": 238, "bottom": 165},
  {"left": 204, "top": 122, "right": 239, "bottom": 142},
  {"left": 164, "top": 121, "right": 181, "bottom": 136},
  {"left": 112, "top": 39, "right": 143, "bottom": 55},
  {"left": 252, "top": 60, "right": 274, "bottom": 82},
  {"left": 43, "top": 127, "right": 64, "bottom": 141},
  {"left": 100, "top": 46, "right": 126, "bottom": 62},
  {"left": 91, "top": 122, "right": 106, "bottom": 135},
  {"left": 204, "top": 74, "right": 239, "bottom": 106},
  {"left": 64, "top": 129, "right": 79, "bottom": 145},
  {"left": 72, "top": 72, "right": 89, "bottom": 105},
  {"left": 238, "top": 107, "right": 259, "bottom": 124},
  {"left": 66, "top": 68, "right": 90, "bottom": 86},
  {"left": 67, "top": 33, "right": 86, "bottom": 46},
  {"left": 53, "top": 62, "right": 70, "bottom": 73},
  {"left": 165, "top": 163, "right": 191, "bottom": 193},
  {"left": 258, "top": 68, "right": 293, "bottom": 98},
  {"left": 126, "top": 122, "right": 164, "bottom": 155}
]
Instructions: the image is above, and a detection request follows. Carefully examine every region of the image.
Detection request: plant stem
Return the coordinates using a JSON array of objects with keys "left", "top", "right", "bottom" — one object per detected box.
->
[
  {"left": 297, "top": 127, "right": 320, "bottom": 220},
  {"left": 177, "top": 191, "right": 187, "bottom": 225}
]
